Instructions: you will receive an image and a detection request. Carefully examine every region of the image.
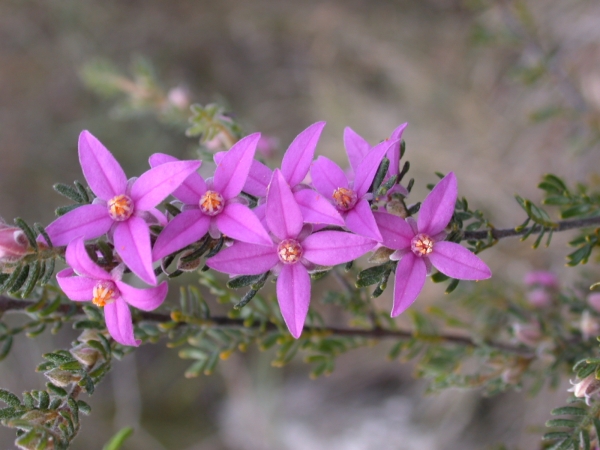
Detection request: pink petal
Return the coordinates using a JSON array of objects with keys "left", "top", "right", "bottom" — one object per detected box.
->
[
  {"left": 294, "top": 189, "right": 344, "bottom": 226},
  {"left": 391, "top": 253, "right": 427, "bottom": 317},
  {"left": 344, "top": 199, "right": 382, "bottom": 241},
  {"left": 65, "top": 237, "right": 110, "bottom": 280},
  {"left": 207, "top": 242, "right": 278, "bottom": 275},
  {"left": 130, "top": 160, "right": 201, "bottom": 211},
  {"left": 310, "top": 156, "right": 349, "bottom": 199},
  {"left": 113, "top": 217, "right": 156, "bottom": 285},
  {"left": 152, "top": 210, "right": 210, "bottom": 261},
  {"left": 43, "top": 204, "right": 113, "bottom": 246},
  {"left": 149, "top": 153, "right": 206, "bottom": 204},
  {"left": 343, "top": 127, "right": 371, "bottom": 177},
  {"left": 427, "top": 241, "right": 492, "bottom": 280},
  {"left": 281, "top": 121, "right": 326, "bottom": 187},
  {"left": 56, "top": 268, "right": 95, "bottom": 301},
  {"left": 276, "top": 263, "right": 311, "bottom": 339},
  {"left": 387, "top": 123, "right": 408, "bottom": 176},
  {"left": 116, "top": 280, "right": 168, "bottom": 311},
  {"left": 243, "top": 160, "right": 272, "bottom": 198},
  {"left": 266, "top": 170, "right": 303, "bottom": 240},
  {"left": 354, "top": 139, "right": 398, "bottom": 198},
  {"left": 302, "top": 230, "right": 376, "bottom": 266},
  {"left": 104, "top": 298, "right": 140, "bottom": 346},
  {"left": 216, "top": 203, "right": 272, "bottom": 246},
  {"left": 373, "top": 212, "right": 414, "bottom": 250},
  {"left": 78, "top": 131, "right": 128, "bottom": 201},
  {"left": 212, "top": 133, "right": 261, "bottom": 199},
  {"left": 418, "top": 172, "right": 457, "bottom": 236}
]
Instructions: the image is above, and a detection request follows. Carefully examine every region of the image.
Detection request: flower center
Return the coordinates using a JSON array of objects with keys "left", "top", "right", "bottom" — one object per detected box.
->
[
  {"left": 107, "top": 195, "right": 134, "bottom": 221},
  {"left": 411, "top": 233, "right": 434, "bottom": 257},
  {"left": 199, "top": 190, "right": 225, "bottom": 216},
  {"left": 332, "top": 187, "right": 357, "bottom": 211},
  {"left": 277, "top": 239, "right": 303, "bottom": 265},
  {"left": 92, "top": 280, "right": 119, "bottom": 307}
]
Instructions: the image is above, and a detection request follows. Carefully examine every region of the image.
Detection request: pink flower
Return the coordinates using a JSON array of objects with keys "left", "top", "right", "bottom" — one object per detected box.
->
[
  {"left": 310, "top": 137, "right": 399, "bottom": 241},
  {"left": 42, "top": 131, "right": 200, "bottom": 285},
  {"left": 588, "top": 293, "right": 600, "bottom": 313},
  {"left": 0, "top": 220, "right": 30, "bottom": 262},
  {"left": 343, "top": 123, "right": 409, "bottom": 196},
  {"left": 374, "top": 172, "right": 491, "bottom": 317},
  {"left": 151, "top": 133, "right": 272, "bottom": 261},
  {"left": 241, "top": 122, "right": 344, "bottom": 226},
  {"left": 207, "top": 170, "right": 376, "bottom": 338},
  {"left": 56, "top": 237, "right": 168, "bottom": 346}
]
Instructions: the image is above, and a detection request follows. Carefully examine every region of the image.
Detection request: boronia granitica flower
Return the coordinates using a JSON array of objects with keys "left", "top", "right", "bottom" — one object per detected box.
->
[{"left": 29, "top": 123, "right": 492, "bottom": 345}]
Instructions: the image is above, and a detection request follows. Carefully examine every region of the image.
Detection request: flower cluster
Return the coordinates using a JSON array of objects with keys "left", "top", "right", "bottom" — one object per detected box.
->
[{"left": 43, "top": 122, "right": 491, "bottom": 344}]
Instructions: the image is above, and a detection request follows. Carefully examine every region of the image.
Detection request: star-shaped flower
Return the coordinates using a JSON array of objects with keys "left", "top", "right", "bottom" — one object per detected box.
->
[
  {"left": 239, "top": 122, "right": 344, "bottom": 226},
  {"left": 151, "top": 133, "right": 272, "bottom": 261},
  {"left": 310, "top": 138, "right": 399, "bottom": 241},
  {"left": 56, "top": 237, "right": 168, "bottom": 346},
  {"left": 42, "top": 131, "right": 200, "bottom": 285},
  {"left": 344, "top": 123, "right": 409, "bottom": 196},
  {"left": 374, "top": 172, "right": 491, "bottom": 317},
  {"left": 207, "top": 170, "right": 376, "bottom": 338}
]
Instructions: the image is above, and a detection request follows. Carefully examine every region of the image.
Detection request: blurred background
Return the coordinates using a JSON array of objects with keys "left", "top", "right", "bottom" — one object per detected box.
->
[{"left": 1, "top": 0, "right": 600, "bottom": 448}]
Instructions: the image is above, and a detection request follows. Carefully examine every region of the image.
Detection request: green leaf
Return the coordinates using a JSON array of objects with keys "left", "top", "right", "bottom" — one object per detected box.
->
[
  {"left": 14, "top": 218, "right": 38, "bottom": 249},
  {"left": 0, "top": 336, "right": 13, "bottom": 362},
  {"left": 227, "top": 274, "right": 265, "bottom": 289},
  {"left": 542, "top": 431, "right": 571, "bottom": 440},
  {"left": 102, "top": 426, "right": 134, "bottom": 450},
  {"left": 543, "top": 196, "right": 572, "bottom": 205},
  {"left": 38, "top": 391, "right": 50, "bottom": 410},
  {"left": 551, "top": 406, "right": 587, "bottom": 416},
  {"left": 77, "top": 400, "right": 91, "bottom": 415},
  {"left": 46, "top": 383, "right": 67, "bottom": 397},
  {"left": 545, "top": 419, "right": 580, "bottom": 428},
  {"left": 561, "top": 204, "right": 592, "bottom": 219},
  {"left": 53, "top": 183, "right": 84, "bottom": 203},
  {"left": 0, "top": 389, "right": 21, "bottom": 408}
]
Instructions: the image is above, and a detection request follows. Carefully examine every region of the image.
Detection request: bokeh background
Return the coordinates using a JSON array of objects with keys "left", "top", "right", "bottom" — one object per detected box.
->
[{"left": 1, "top": 0, "right": 600, "bottom": 448}]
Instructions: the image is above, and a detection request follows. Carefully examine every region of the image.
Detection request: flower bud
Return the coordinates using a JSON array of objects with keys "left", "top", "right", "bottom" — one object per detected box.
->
[
  {"left": 256, "top": 135, "right": 279, "bottom": 158},
  {"left": 0, "top": 221, "right": 30, "bottom": 263},
  {"left": 44, "top": 368, "right": 77, "bottom": 387},
  {"left": 368, "top": 246, "right": 395, "bottom": 264},
  {"left": 569, "top": 374, "right": 600, "bottom": 405},
  {"left": 167, "top": 86, "right": 190, "bottom": 110},
  {"left": 177, "top": 248, "right": 203, "bottom": 272},
  {"left": 526, "top": 288, "right": 553, "bottom": 308},
  {"left": 581, "top": 310, "right": 600, "bottom": 340},
  {"left": 70, "top": 343, "right": 101, "bottom": 367},
  {"left": 512, "top": 321, "right": 542, "bottom": 347},
  {"left": 588, "top": 293, "right": 600, "bottom": 313}
]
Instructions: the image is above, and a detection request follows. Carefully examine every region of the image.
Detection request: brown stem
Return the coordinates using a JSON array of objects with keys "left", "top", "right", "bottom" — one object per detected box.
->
[
  {"left": 462, "top": 215, "right": 600, "bottom": 241},
  {"left": 0, "top": 295, "right": 533, "bottom": 357}
]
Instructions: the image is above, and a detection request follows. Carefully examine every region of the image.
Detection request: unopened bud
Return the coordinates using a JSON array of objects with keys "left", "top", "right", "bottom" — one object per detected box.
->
[
  {"left": 44, "top": 368, "right": 77, "bottom": 387},
  {"left": 569, "top": 374, "right": 600, "bottom": 405},
  {"left": 77, "top": 329, "right": 102, "bottom": 343},
  {"left": 588, "top": 293, "right": 600, "bottom": 313},
  {"left": 368, "top": 246, "right": 395, "bottom": 264},
  {"left": 581, "top": 310, "right": 600, "bottom": 340},
  {"left": 526, "top": 288, "right": 553, "bottom": 308},
  {"left": 513, "top": 321, "right": 542, "bottom": 347},
  {"left": 0, "top": 221, "right": 30, "bottom": 263},
  {"left": 177, "top": 249, "right": 203, "bottom": 272},
  {"left": 70, "top": 344, "right": 101, "bottom": 367},
  {"left": 167, "top": 87, "right": 190, "bottom": 110},
  {"left": 385, "top": 199, "right": 408, "bottom": 218},
  {"left": 501, "top": 366, "right": 523, "bottom": 385},
  {"left": 256, "top": 135, "right": 279, "bottom": 158}
]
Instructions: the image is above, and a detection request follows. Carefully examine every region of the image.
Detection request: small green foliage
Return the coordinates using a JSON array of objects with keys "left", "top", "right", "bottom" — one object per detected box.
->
[{"left": 102, "top": 426, "right": 134, "bottom": 450}]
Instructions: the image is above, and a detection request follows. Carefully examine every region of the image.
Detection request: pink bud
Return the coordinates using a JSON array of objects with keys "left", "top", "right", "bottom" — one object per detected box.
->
[
  {"left": 526, "top": 288, "right": 553, "bottom": 308},
  {"left": 588, "top": 293, "right": 600, "bottom": 313},
  {"left": 166, "top": 87, "right": 190, "bottom": 110},
  {"left": 256, "top": 135, "right": 279, "bottom": 158},
  {"left": 523, "top": 271, "right": 559, "bottom": 289},
  {"left": 0, "top": 222, "right": 30, "bottom": 262},
  {"left": 569, "top": 374, "right": 600, "bottom": 405}
]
